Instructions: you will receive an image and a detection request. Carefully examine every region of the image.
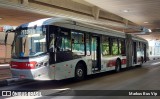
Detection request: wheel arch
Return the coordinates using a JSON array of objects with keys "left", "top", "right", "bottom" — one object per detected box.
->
[
  {"left": 141, "top": 56, "right": 144, "bottom": 63},
  {"left": 75, "top": 60, "right": 87, "bottom": 76},
  {"left": 116, "top": 58, "right": 122, "bottom": 67}
]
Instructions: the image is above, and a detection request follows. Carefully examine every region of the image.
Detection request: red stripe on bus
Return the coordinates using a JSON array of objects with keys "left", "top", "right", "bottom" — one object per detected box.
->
[
  {"left": 10, "top": 61, "right": 37, "bottom": 69},
  {"left": 107, "top": 60, "right": 116, "bottom": 67},
  {"left": 121, "top": 59, "right": 127, "bottom": 65}
]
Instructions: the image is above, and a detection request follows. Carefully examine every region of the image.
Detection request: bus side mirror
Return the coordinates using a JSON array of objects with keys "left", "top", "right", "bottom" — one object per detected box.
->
[
  {"left": 4, "top": 33, "right": 8, "bottom": 46},
  {"left": 4, "top": 29, "right": 15, "bottom": 46}
]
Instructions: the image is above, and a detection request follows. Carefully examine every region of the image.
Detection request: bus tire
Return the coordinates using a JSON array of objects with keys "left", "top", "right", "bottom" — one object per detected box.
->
[
  {"left": 75, "top": 63, "right": 85, "bottom": 81},
  {"left": 141, "top": 57, "right": 144, "bottom": 64},
  {"left": 115, "top": 60, "right": 121, "bottom": 72},
  {"left": 139, "top": 57, "right": 144, "bottom": 67}
]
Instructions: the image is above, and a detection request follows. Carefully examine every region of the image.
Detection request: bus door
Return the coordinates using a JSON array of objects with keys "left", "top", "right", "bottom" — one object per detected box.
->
[
  {"left": 91, "top": 36, "right": 101, "bottom": 71},
  {"left": 133, "top": 41, "right": 137, "bottom": 64},
  {"left": 144, "top": 44, "right": 147, "bottom": 62}
]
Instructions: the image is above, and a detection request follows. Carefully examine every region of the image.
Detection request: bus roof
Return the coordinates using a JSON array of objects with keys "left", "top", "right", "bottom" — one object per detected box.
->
[
  {"left": 17, "top": 17, "right": 63, "bottom": 28},
  {"left": 17, "top": 17, "right": 147, "bottom": 42},
  {"left": 131, "top": 34, "right": 148, "bottom": 43},
  {"left": 17, "top": 17, "right": 126, "bottom": 37},
  {"left": 18, "top": 17, "right": 123, "bottom": 33}
]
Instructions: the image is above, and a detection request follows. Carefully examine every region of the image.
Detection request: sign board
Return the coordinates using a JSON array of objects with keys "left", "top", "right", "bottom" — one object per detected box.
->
[
  {"left": 3, "top": 25, "right": 13, "bottom": 32},
  {"left": 0, "top": 25, "right": 17, "bottom": 32},
  {"left": 0, "top": 27, "right": 3, "bottom": 32}
]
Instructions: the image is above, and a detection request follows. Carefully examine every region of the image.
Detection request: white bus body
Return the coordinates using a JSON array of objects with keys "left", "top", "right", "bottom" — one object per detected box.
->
[{"left": 10, "top": 18, "right": 148, "bottom": 80}]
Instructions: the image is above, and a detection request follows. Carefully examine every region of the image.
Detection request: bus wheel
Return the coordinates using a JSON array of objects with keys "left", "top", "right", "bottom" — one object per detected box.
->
[
  {"left": 139, "top": 57, "right": 144, "bottom": 67},
  {"left": 115, "top": 60, "right": 121, "bottom": 72},
  {"left": 75, "top": 63, "right": 85, "bottom": 80},
  {"left": 141, "top": 57, "right": 144, "bottom": 64}
]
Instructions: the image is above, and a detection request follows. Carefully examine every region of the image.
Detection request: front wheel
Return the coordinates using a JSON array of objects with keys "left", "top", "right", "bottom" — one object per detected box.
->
[{"left": 75, "top": 64, "right": 85, "bottom": 80}]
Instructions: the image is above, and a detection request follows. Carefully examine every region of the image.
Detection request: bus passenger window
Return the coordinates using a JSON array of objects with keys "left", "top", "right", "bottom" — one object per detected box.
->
[
  {"left": 56, "top": 30, "right": 71, "bottom": 52},
  {"left": 86, "top": 34, "right": 91, "bottom": 55},
  {"left": 55, "top": 37, "right": 62, "bottom": 51},
  {"left": 102, "top": 36, "right": 109, "bottom": 56},
  {"left": 120, "top": 39, "right": 126, "bottom": 55},
  {"left": 112, "top": 38, "right": 118, "bottom": 55},
  {"left": 71, "top": 31, "right": 85, "bottom": 55}
]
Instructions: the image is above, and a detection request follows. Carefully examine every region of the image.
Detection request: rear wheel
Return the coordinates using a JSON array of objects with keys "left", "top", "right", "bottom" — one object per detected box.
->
[
  {"left": 75, "top": 63, "right": 85, "bottom": 80},
  {"left": 141, "top": 57, "right": 144, "bottom": 64},
  {"left": 139, "top": 57, "right": 144, "bottom": 67},
  {"left": 115, "top": 60, "right": 121, "bottom": 72}
]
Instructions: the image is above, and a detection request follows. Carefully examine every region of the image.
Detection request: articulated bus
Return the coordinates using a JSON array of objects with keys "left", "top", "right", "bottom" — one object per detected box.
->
[{"left": 10, "top": 18, "right": 148, "bottom": 80}]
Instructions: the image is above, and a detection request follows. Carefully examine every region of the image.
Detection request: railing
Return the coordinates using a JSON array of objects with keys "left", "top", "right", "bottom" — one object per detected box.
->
[{"left": 0, "top": 58, "right": 10, "bottom": 64}]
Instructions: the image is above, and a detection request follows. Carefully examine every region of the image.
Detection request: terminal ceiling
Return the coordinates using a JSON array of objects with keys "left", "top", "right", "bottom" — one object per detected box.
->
[{"left": 0, "top": 0, "right": 160, "bottom": 40}]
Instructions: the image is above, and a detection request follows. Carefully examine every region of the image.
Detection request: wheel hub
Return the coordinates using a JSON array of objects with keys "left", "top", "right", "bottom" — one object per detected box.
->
[{"left": 77, "top": 69, "right": 83, "bottom": 77}]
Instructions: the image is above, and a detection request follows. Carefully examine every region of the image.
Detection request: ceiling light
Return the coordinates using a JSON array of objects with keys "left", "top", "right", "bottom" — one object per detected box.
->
[
  {"left": 144, "top": 22, "right": 149, "bottom": 24},
  {"left": 123, "top": 10, "right": 129, "bottom": 13},
  {"left": 148, "top": 29, "right": 152, "bottom": 32}
]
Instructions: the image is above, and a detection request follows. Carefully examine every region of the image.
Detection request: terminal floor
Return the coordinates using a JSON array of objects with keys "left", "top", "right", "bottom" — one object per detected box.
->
[
  {"left": 0, "top": 64, "right": 11, "bottom": 81},
  {"left": 1, "top": 60, "right": 160, "bottom": 99}
]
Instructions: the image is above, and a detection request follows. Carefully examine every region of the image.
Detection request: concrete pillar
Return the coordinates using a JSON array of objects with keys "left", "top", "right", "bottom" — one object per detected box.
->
[
  {"left": 123, "top": 19, "right": 128, "bottom": 32},
  {"left": 124, "top": 19, "right": 128, "bottom": 26},
  {"left": 19, "top": 0, "right": 28, "bottom": 5},
  {"left": 92, "top": 6, "right": 100, "bottom": 20}
]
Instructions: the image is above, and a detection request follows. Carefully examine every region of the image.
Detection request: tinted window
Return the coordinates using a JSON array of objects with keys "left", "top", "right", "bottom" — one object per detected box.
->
[
  {"left": 111, "top": 38, "right": 118, "bottom": 55},
  {"left": 56, "top": 29, "right": 71, "bottom": 52},
  {"left": 72, "top": 31, "right": 85, "bottom": 55},
  {"left": 102, "top": 36, "right": 109, "bottom": 56}
]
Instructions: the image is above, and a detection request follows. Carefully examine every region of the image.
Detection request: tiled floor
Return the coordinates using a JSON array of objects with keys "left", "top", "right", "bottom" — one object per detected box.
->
[{"left": 0, "top": 65, "right": 11, "bottom": 80}]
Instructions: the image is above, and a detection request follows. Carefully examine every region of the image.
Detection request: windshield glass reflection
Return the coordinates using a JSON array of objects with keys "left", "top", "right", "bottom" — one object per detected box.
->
[{"left": 12, "top": 27, "right": 47, "bottom": 58}]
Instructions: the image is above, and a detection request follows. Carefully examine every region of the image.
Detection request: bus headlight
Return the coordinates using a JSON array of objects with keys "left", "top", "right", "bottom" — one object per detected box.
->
[{"left": 35, "top": 61, "right": 49, "bottom": 68}]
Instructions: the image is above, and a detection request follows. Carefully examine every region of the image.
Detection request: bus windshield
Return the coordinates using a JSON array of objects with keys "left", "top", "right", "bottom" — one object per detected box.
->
[{"left": 12, "top": 27, "right": 47, "bottom": 58}]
